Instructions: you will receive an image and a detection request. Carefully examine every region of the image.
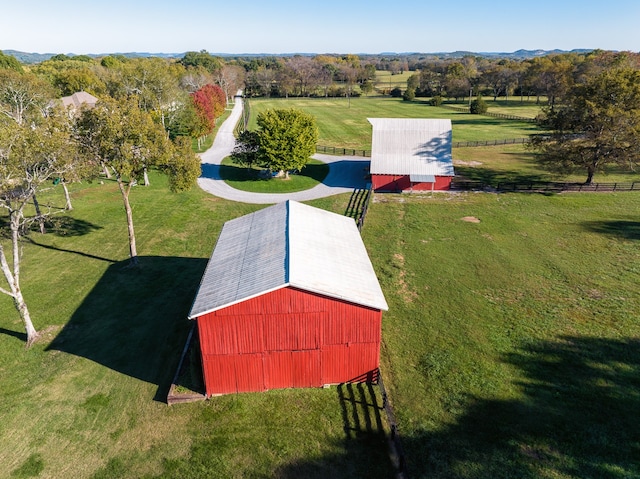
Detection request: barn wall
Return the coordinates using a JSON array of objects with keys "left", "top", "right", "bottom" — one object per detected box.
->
[
  {"left": 409, "top": 176, "right": 452, "bottom": 191},
  {"left": 197, "top": 287, "right": 382, "bottom": 396},
  {"left": 372, "top": 174, "right": 452, "bottom": 192}
]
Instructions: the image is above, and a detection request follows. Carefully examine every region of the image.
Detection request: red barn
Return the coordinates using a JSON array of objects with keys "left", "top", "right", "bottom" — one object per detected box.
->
[
  {"left": 368, "top": 118, "right": 454, "bottom": 192},
  {"left": 188, "top": 200, "right": 388, "bottom": 396}
]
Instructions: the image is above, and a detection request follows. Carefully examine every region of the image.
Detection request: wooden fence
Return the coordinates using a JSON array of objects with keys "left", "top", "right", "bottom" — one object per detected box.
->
[
  {"left": 452, "top": 181, "right": 640, "bottom": 193},
  {"left": 317, "top": 137, "right": 530, "bottom": 157},
  {"left": 316, "top": 145, "right": 371, "bottom": 157},
  {"left": 441, "top": 104, "right": 537, "bottom": 122},
  {"left": 378, "top": 372, "right": 408, "bottom": 478}
]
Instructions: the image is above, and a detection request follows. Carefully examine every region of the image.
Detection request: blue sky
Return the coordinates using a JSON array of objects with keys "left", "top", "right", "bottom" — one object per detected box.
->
[{"left": 2, "top": 0, "right": 639, "bottom": 55}]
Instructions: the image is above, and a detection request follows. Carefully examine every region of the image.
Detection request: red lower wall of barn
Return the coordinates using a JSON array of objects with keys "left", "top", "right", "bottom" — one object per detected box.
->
[
  {"left": 196, "top": 287, "right": 382, "bottom": 396},
  {"left": 372, "top": 174, "right": 452, "bottom": 192}
]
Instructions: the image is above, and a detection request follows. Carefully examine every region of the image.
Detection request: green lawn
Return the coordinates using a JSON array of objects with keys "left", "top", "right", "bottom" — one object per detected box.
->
[
  {"left": 363, "top": 192, "right": 640, "bottom": 478},
  {"left": 445, "top": 97, "right": 548, "bottom": 119},
  {"left": 2, "top": 96, "right": 639, "bottom": 479},
  {"left": 219, "top": 157, "right": 329, "bottom": 193},
  {"left": 0, "top": 175, "right": 391, "bottom": 479},
  {"left": 246, "top": 97, "right": 540, "bottom": 151}
]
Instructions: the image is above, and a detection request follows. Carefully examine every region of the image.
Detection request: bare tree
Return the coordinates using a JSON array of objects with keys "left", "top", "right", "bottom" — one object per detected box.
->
[{"left": 0, "top": 109, "right": 77, "bottom": 346}]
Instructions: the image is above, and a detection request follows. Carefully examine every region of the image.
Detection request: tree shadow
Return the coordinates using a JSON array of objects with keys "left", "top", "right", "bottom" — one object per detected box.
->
[
  {"left": 273, "top": 382, "right": 394, "bottom": 479},
  {"left": 581, "top": 220, "right": 640, "bottom": 241},
  {"left": 400, "top": 336, "right": 640, "bottom": 478},
  {"left": 454, "top": 165, "right": 555, "bottom": 187},
  {"left": 0, "top": 327, "right": 27, "bottom": 342},
  {"left": 46, "top": 256, "right": 209, "bottom": 402}
]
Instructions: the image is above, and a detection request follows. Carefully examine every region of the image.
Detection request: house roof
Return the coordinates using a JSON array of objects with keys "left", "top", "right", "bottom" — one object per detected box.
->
[
  {"left": 368, "top": 118, "right": 454, "bottom": 177},
  {"left": 188, "top": 201, "right": 388, "bottom": 319},
  {"left": 60, "top": 91, "right": 98, "bottom": 110}
]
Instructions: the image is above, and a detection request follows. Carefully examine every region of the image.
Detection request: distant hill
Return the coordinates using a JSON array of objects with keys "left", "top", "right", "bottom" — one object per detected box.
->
[
  {"left": 2, "top": 48, "right": 596, "bottom": 64},
  {"left": 2, "top": 50, "right": 184, "bottom": 64}
]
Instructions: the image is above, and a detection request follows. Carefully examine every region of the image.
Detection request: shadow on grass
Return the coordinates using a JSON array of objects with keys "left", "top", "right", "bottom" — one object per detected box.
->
[
  {"left": 0, "top": 327, "right": 27, "bottom": 342},
  {"left": 581, "top": 220, "right": 640, "bottom": 241},
  {"left": 400, "top": 336, "right": 640, "bottom": 478},
  {"left": 46, "top": 256, "right": 208, "bottom": 402},
  {"left": 454, "top": 165, "right": 554, "bottom": 187},
  {"left": 217, "top": 161, "right": 329, "bottom": 184}
]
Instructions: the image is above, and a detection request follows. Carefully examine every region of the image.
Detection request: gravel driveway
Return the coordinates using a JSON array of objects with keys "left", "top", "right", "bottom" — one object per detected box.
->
[{"left": 197, "top": 94, "right": 369, "bottom": 205}]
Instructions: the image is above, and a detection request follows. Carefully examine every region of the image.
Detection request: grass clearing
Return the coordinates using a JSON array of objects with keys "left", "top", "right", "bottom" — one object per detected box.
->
[
  {"left": 219, "top": 157, "right": 329, "bottom": 193},
  {"left": 246, "top": 97, "right": 540, "bottom": 151},
  {"left": 363, "top": 192, "right": 640, "bottom": 478},
  {"left": 0, "top": 175, "right": 391, "bottom": 479},
  {"left": 1, "top": 94, "right": 639, "bottom": 478}
]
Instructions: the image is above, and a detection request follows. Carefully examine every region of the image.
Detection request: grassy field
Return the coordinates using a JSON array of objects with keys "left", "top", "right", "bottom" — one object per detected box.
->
[
  {"left": 1, "top": 95, "right": 639, "bottom": 478},
  {"left": 219, "top": 157, "right": 329, "bottom": 193},
  {"left": 374, "top": 70, "right": 415, "bottom": 93},
  {"left": 364, "top": 192, "right": 640, "bottom": 478},
  {"left": 0, "top": 177, "right": 391, "bottom": 479},
  {"left": 246, "top": 97, "right": 540, "bottom": 151}
]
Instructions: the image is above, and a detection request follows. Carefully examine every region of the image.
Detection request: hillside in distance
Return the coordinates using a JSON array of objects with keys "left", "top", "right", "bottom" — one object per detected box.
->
[{"left": 2, "top": 48, "right": 595, "bottom": 64}]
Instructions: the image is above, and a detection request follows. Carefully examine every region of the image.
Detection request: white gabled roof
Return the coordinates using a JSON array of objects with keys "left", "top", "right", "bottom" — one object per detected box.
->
[
  {"left": 188, "top": 201, "right": 388, "bottom": 319},
  {"left": 368, "top": 118, "right": 454, "bottom": 177}
]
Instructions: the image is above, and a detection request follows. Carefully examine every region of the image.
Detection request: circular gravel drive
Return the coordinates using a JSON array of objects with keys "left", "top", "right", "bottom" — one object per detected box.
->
[{"left": 198, "top": 95, "right": 369, "bottom": 204}]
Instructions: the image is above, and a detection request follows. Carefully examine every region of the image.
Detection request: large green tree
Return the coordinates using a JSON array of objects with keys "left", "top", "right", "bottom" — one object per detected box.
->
[
  {"left": 531, "top": 67, "right": 640, "bottom": 184},
  {"left": 255, "top": 108, "right": 318, "bottom": 178},
  {"left": 75, "top": 98, "right": 200, "bottom": 266}
]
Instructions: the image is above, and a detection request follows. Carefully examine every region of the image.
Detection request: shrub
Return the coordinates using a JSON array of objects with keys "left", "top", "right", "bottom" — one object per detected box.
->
[
  {"left": 403, "top": 88, "right": 416, "bottom": 101},
  {"left": 470, "top": 95, "right": 488, "bottom": 114},
  {"left": 429, "top": 95, "right": 443, "bottom": 106},
  {"left": 390, "top": 87, "right": 403, "bottom": 98}
]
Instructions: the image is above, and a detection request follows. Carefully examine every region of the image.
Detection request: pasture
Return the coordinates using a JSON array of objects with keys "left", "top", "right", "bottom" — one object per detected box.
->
[
  {"left": 246, "top": 97, "right": 539, "bottom": 151},
  {"left": 0, "top": 96, "right": 638, "bottom": 478}
]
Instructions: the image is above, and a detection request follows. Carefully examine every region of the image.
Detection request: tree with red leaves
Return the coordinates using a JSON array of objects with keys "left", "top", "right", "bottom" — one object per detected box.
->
[{"left": 191, "top": 84, "right": 226, "bottom": 145}]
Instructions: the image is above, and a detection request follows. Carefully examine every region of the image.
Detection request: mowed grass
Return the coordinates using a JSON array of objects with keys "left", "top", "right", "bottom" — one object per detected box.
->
[
  {"left": 219, "top": 157, "right": 329, "bottom": 193},
  {"left": 246, "top": 97, "right": 540, "bottom": 151},
  {"left": 363, "top": 192, "right": 640, "bottom": 478},
  {"left": 446, "top": 97, "right": 548, "bottom": 119},
  {"left": 0, "top": 174, "right": 392, "bottom": 479},
  {"left": 454, "top": 144, "right": 640, "bottom": 184}
]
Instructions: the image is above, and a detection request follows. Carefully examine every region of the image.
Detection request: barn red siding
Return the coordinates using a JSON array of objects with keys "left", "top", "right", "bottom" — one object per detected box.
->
[
  {"left": 372, "top": 174, "right": 452, "bottom": 192},
  {"left": 196, "top": 287, "right": 382, "bottom": 395}
]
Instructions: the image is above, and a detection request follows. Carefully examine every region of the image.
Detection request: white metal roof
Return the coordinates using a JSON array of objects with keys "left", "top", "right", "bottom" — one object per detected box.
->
[
  {"left": 368, "top": 118, "right": 454, "bottom": 177},
  {"left": 188, "top": 200, "right": 388, "bottom": 318}
]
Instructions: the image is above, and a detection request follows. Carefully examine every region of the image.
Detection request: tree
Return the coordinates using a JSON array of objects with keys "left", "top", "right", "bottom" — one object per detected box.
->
[
  {"left": 255, "top": 108, "right": 318, "bottom": 178},
  {"left": 180, "top": 50, "right": 222, "bottom": 74},
  {"left": 0, "top": 51, "right": 24, "bottom": 72},
  {"left": 530, "top": 67, "right": 640, "bottom": 184},
  {"left": 191, "top": 84, "right": 226, "bottom": 147},
  {"left": 470, "top": 95, "right": 488, "bottom": 114},
  {"left": 230, "top": 130, "right": 260, "bottom": 170},
  {"left": 0, "top": 109, "right": 78, "bottom": 346},
  {"left": 0, "top": 70, "right": 53, "bottom": 125},
  {"left": 75, "top": 98, "right": 200, "bottom": 266}
]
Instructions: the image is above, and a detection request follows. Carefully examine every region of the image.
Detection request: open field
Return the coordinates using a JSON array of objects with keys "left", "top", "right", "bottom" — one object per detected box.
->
[
  {"left": 364, "top": 192, "right": 640, "bottom": 478},
  {"left": 1, "top": 170, "right": 639, "bottom": 478},
  {"left": 1, "top": 93, "right": 639, "bottom": 478},
  {"left": 246, "top": 97, "right": 539, "bottom": 151},
  {"left": 0, "top": 177, "right": 391, "bottom": 479},
  {"left": 374, "top": 70, "right": 415, "bottom": 92}
]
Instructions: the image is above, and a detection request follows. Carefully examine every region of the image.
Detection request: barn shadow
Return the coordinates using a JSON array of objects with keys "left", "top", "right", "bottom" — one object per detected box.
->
[
  {"left": 397, "top": 335, "right": 640, "bottom": 478},
  {"left": 266, "top": 336, "right": 640, "bottom": 478},
  {"left": 46, "top": 255, "right": 208, "bottom": 402},
  {"left": 273, "top": 381, "right": 395, "bottom": 479}
]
